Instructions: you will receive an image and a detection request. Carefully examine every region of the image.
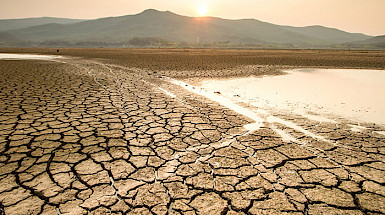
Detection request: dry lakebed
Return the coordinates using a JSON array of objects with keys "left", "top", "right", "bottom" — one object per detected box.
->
[{"left": 1, "top": 48, "right": 385, "bottom": 214}]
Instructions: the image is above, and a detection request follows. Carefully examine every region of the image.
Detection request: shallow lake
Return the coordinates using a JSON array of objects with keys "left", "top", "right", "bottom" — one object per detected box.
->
[
  {"left": 0, "top": 53, "right": 62, "bottom": 60},
  {"left": 200, "top": 69, "right": 385, "bottom": 125}
]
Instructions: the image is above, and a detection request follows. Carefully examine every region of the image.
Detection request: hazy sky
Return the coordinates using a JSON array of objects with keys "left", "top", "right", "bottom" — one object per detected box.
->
[{"left": 1, "top": 0, "right": 384, "bottom": 36}]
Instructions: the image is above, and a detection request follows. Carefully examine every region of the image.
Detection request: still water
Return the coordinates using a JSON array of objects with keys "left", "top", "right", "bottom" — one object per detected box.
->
[
  {"left": 200, "top": 69, "right": 385, "bottom": 125},
  {"left": 0, "top": 53, "right": 62, "bottom": 60}
]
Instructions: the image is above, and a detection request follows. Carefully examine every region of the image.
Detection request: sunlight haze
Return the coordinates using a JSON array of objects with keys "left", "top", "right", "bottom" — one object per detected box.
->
[
  {"left": 196, "top": 5, "right": 208, "bottom": 17},
  {"left": 0, "top": 0, "right": 384, "bottom": 35}
]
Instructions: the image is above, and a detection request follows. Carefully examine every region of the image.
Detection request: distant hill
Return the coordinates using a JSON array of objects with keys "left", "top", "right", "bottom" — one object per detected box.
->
[
  {"left": 360, "top": 35, "right": 385, "bottom": 44},
  {"left": 0, "top": 9, "right": 378, "bottom": 49},
  {"left": 349, "top": 35, "right": 385, "bottom": 49},
  {"left": 0, "top": 32, "right": 19, "bottom": 42},
  {"left": 0, "top": 17, "right": 85, "bottom": 31},
  {"left": 0, "top": 31, "right": 25, "bottom": 46},
  {"left": 282, "top": 25, "right": 370, "bottom": 44}
]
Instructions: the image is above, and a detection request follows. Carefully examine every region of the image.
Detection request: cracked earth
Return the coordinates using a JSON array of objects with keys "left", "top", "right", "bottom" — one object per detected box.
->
[{"left": 1, "top": 56, "right": 385, "bottom": 215}]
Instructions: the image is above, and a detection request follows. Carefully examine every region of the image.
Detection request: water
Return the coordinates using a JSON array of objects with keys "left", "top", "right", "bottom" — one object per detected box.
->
[
  {"left": 167, "top": 77, "right": 265, "bottom": 130},
  {"left": 0, "top": 53, "right": 62, "bottom": 60},
  {"left": 167, "top": 76, "right": 336, "bottom": 142},
  {"left": 199, "top": 69, "right": 385, "bottom": 125}
]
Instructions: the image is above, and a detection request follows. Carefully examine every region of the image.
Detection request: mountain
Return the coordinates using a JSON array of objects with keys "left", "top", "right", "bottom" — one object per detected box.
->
[
  {"left": 350, "top": 35, "right": 385, "bottom": 49},
  {"left": 0, "top": 9, "right": 376, "bottom": 48},
  {"left": 282, "top": 25, "right": 370, "bottom": 44},
  {"left": 0, "top": 17, "right": 85, "bottom": 31},
  {"left": 359, "top": 35, "right": 385, "bottom": 44},
  {"left": 0, "top": 32, "right": 19, "bottom": 42}
]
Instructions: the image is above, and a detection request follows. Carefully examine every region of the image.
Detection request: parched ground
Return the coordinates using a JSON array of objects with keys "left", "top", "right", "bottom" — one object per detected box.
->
[{"left": 1, "top": 50, "right": 385, "bottom": 215}]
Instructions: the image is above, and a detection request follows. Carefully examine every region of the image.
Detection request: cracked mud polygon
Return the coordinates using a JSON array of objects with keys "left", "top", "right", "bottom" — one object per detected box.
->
[{"left": 1, "top": 49, "right": 385, "bottom": 214}]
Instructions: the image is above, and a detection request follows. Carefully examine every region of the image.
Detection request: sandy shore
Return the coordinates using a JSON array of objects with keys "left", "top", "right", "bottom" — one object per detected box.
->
[{"left": 1, "top": 50, "right": 385, "bottom": 214}]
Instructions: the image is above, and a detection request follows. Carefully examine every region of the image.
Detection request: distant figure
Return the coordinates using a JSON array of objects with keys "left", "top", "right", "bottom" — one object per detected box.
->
[{"left": 57, "top": 49, "right": 60, "bottom": 53}]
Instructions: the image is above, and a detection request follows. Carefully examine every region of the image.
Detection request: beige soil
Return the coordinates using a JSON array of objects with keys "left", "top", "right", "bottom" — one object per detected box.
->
[{"left": 0, "top": 48, "right": 385, "bottom": 214}]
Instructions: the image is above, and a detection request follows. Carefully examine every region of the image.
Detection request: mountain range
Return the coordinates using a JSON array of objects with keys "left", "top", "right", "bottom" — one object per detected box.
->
[{"left": 0, "top": 9, "right": 384, "bottom": 49}]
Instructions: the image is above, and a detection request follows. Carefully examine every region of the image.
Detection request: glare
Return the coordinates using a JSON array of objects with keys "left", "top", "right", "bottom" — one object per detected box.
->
[{"left": 197, "top": 5, "right": 208, "bottom": 16}]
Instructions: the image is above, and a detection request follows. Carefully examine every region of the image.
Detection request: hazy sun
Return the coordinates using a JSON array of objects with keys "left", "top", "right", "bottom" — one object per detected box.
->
[{"left": 197, "top": 5, "right": 208, "bottom": 16}]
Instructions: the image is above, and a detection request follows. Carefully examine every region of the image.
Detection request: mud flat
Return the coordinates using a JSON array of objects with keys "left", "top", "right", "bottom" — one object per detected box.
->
[{"left": 1, "top": 49, "right": 385, "bottom": 214}]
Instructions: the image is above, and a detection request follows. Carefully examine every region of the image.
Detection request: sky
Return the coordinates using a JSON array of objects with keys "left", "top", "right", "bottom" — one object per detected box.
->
[{"left": 0, "top": 0, "right": 384, "bottom": 36}]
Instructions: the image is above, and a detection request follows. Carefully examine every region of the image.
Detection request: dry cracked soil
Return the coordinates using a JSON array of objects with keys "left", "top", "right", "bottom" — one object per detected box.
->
[{"left": 1, "top": 53, "right": 385, "bottom": 215}]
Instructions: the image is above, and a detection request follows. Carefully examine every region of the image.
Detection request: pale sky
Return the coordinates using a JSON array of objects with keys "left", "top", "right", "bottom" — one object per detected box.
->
[{"left": 1, "top": 0, "right": 384, "bottom": 36}]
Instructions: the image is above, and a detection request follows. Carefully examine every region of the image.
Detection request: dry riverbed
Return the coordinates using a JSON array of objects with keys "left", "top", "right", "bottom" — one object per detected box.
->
[{"left": 1, "top": 49, "right": 385, "bottom": 214}]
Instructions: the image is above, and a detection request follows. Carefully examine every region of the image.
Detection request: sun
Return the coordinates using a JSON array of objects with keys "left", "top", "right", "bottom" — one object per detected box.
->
[{"left": 196, "top": 5, "right": 208, "bottom": 16}]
